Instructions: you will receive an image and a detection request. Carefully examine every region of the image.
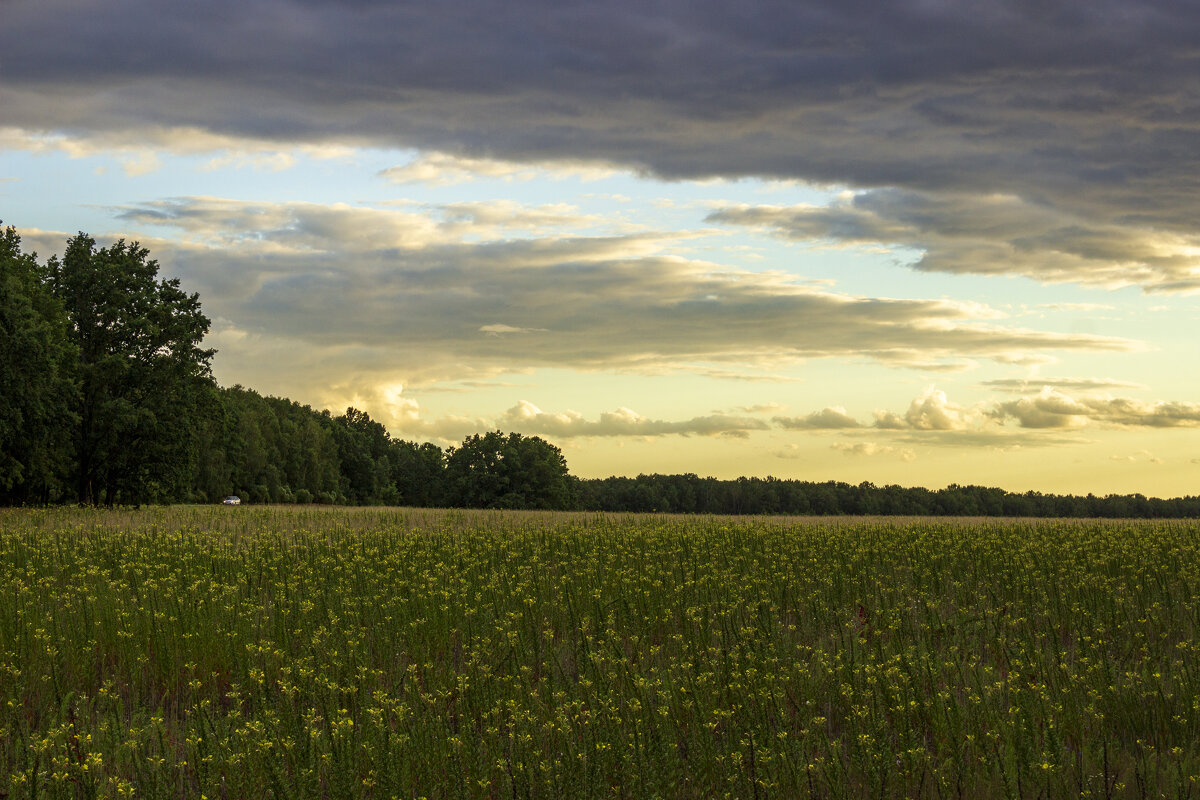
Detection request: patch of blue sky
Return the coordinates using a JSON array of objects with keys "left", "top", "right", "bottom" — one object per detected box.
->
[
  {"left": 0, "top": 150, "right": 124, "bottom": 237},
  {"left": 3, "top": 143, "right": 1164, "bottom": 333}
]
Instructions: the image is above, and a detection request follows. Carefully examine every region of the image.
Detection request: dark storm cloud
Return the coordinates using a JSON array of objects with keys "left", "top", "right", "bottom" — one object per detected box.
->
[{"left": 4, "top": 1, "right": 1200, "bottom": 238}]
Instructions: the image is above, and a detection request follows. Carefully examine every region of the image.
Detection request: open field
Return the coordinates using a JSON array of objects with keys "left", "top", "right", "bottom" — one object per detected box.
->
[{"left": 1, "top": 506, "right": 1198, "bottom": 798}]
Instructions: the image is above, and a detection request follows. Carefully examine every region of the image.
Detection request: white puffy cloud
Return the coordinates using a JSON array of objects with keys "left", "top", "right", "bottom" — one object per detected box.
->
[
  {"left": 498, "top": 401, "right": 769, "bottom": 439},
  {"left": 900, "top": 388, "right": 976, "bottom": 431},
  {"left": 869, "top": 387, "right": 980, "bottom": 432}
]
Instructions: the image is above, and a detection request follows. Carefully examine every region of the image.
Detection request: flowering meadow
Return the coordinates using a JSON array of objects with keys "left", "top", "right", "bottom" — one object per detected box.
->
[{"left": 1, "top": 506, "right": 1198, "bottom": 798}]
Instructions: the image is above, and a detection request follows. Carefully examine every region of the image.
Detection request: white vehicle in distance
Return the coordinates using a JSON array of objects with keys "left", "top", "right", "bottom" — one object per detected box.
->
[{"left": 222, "top": 495, "right": 241, "bottom": 505}]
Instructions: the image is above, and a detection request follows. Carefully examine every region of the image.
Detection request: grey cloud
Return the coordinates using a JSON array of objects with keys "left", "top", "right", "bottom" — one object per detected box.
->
[
  {"left": 1037, "top": 303, "right": 1116, "bottom": 312},
  {"left": 499, "top": 401, "right": 769, "bottom": 439},
  {"left": 88, "top": 198, "right": 1136, "bottom": 386},
  {"left": 368, "top": 397, "right": 773, "bottom": 443},
  {"left": 885, "top": 429, "right": 1090, "bottom": 449},
  {"left": 687, "top": 368, "right": 803, "bottom": 383},
  {"left": 479, "top": 324, "right": 550, "bottom": 336},
  {"left": 787, "top": 386, "right": 1200, "bottom": 443},
  {"left": 379, "top": 153, "right": 616, "bottom": 185},
  {"left": 115, "top": 197, "right": 442, "bottom": 251},
  {"left": 775, "top": 407, "right": 861, "bottom": 429},
  {"left": 992, "top": 389, "right": 1200, "bottom": 429},
  {"left": 1110, "top": 451, "right": 1163, "bottom": 464},
  {"left": 981, "top": 377, "right": 1146, "bottom": 393},
  {"left": 856, "top": 391, "right": 1093, "bottom": 446},
  {"left": 992, "top": 391, "right": 1093, "bottom": 429},
  {"left": 872, "top": 411, "right": 909, "bottom": 431},
  {"left": 993, "top": 353, "right": 1058, "bottom": 368},
  {"left": 379, "top": 155, "right": 536, "bottom": 186},
  {"left": 417, "top": 381, "right": 523, "bottom": 394},
  {"left": 870, "top": 351, "right": 980, "bottom": 372},
  {"left": 708, "top": 191, "right": 1200, "bottom": 291},
  {"left": 3, "top": 1, "right": 1200, "bottom": 262},
  {"left": 436, "top": 201, "right": 601, "bottom": 234},
  {"left": 1101, "top": 403, "right": 1179, "bottom": 428},
  {"left": 736, "top": 403, "right": 787, "bottom": 414},
  {"left": 832, "top": 442, "right": 916, "bottom": 461},
  {"left": 1083, "top": 399, "right": 1200, "bottom": 428}
]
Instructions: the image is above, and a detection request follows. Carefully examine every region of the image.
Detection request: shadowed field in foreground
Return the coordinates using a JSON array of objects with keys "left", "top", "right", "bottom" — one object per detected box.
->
[{"left": 1, "top": 506, "right": 1196, "bottom": 798}]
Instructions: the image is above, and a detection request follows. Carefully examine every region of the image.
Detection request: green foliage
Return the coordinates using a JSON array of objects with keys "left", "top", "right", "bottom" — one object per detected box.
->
[
  {"left": 185, "top": 389, "right": 450, "bottom": 508},
  {"left": 578, "top": 474, "right": 1200, "bottom": 518},
  {"left": 445, "top": 430, "right": 575, "bottom": 510},
  {"left": 392, "top": 439, "right": 446, "bottom": 507},
  {"left": 207, "top": 386, "right": 342, "bottom": 505},
  {"left": 0, "top": 225, "right": 75, "bottom": 503},
  {"left": 331, "top": 407, "right": 397, "bottom": 505},
  {"left": 48, "top": 233, "right": 215, "bottom": 504},
  {"left": 2, "top": 507, "right": 1200, "bottom": 797}
]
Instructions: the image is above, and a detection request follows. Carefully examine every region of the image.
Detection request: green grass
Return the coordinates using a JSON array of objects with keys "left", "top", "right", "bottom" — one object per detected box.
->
[{"left": 1, "top": 506, "right": 1198, "bottom": 798}]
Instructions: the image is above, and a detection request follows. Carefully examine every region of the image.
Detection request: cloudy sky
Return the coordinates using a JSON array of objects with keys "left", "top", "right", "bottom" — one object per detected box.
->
[{"left": 3, "top": 0, "right": 1199, "bottom": 495}]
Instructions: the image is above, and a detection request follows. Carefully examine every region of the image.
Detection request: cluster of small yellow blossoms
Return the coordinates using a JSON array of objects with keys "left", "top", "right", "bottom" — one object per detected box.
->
[{"left": 0, "top": 506, "right": 1197, "bottom": 796}]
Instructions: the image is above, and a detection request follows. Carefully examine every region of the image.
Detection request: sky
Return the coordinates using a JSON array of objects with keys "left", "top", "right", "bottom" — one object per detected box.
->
[{"left": 2, "top": 0, "right": 1199, "bottom": 496}]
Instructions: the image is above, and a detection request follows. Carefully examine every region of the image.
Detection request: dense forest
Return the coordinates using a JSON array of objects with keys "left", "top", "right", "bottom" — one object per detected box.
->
[{"left": 3, "top": 223, "right": 1198, "bottom": 517}]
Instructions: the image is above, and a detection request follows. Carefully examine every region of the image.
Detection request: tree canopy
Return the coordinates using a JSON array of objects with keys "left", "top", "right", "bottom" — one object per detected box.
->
[
  {"left": 49, "top": 234, "right": 215, "bottom": 504},
  {"left": 0, "top": 225, "right": 75, "bottom": 503},
  {"left": 445, "top": 431, "right": 575, "bottom": 510}
]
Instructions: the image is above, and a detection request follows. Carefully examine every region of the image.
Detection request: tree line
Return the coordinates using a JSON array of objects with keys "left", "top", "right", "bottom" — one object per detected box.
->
[
  {"left": 191, "top": 388, "right": 574, "bottom": 510},
  {"left": 0, "top": 224, "right": 572, "bottom": 509},
  {"left": 3, "top": 223, "right": 1198, "bottom": 517},
  {"left": 575, "top": 474, "right": 1200, "bottom": 518}
]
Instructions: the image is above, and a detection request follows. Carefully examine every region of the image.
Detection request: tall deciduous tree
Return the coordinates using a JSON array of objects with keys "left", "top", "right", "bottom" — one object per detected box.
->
[
  {"left": 0, "top": 225, "right": 75, "bottom": 502},
  {"left": 392, "top": 440, "right": 445, "bottom": 507},
  {"left": 49, "top": 234, "right": 215, "bottom": 504},
  {"left": 445, "top": 430, "right": 575, "bottom": 510},
  {"left": 333, "top": 407, "right": 398, "bottom": 505}
]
